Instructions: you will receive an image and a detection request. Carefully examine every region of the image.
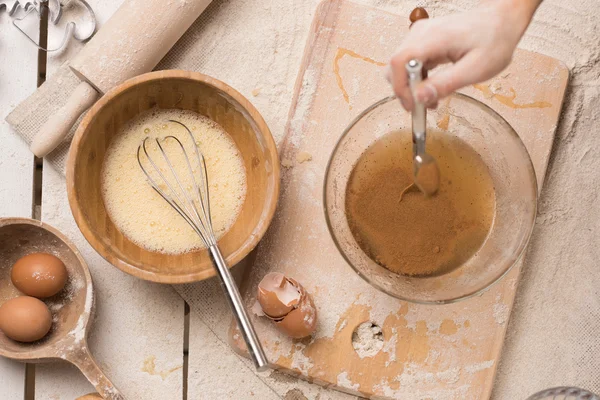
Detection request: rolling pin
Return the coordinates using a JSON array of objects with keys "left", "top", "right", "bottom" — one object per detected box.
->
[{"left": 30, "top": 0, "right": 213, "bottom": 157}]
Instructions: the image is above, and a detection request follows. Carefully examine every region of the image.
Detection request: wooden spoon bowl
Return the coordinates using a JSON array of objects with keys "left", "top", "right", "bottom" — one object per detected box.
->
[
  {"left": 0, "top": 218, "right": 123, "bottom": 399},
  {"left": 67, "top": 70, "right": 280, "bottom": 283}
]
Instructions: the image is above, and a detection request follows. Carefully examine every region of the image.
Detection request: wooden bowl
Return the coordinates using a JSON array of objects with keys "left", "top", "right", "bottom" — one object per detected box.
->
[{"left": 67, "top": 70, "right": 280, "bottom": 283}]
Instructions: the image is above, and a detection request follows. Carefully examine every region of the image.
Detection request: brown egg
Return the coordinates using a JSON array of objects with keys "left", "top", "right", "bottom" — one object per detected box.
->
[
  {"left": 11, "top": 253, "right": 67, "bottom": 298},
  {"left": 255, "top": 273, "right": 317, "bottom": 338},
  {"left": 257, "top": 272, "right": 301, "bottom": 318},
  {"left": 0, "top": 296, "right": 52, "bottom": 342}
]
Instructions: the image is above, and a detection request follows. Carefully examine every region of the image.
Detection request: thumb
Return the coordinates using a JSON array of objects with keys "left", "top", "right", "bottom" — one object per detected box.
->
[{"left": 413, "top": 51, "right": 486, "bottom": 106}]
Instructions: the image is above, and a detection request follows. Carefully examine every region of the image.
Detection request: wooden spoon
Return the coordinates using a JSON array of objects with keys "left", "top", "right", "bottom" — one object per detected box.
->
[{"left": 0, "top": 218, "right": 124, "bottom": 400}]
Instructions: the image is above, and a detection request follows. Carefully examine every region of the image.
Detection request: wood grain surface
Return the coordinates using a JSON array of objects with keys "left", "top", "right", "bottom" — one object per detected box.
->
[{"left": 231, "top": 1, "right": 569, "bottom": 399}]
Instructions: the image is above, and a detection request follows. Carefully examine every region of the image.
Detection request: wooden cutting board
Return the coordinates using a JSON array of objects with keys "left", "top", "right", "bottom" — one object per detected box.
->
[{"left": 231, "top": 1, "right": 569, "bottom": 398}]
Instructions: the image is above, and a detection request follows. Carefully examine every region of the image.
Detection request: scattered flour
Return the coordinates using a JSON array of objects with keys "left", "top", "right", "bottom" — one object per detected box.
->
[
  {"left": 68, "top": 314, "right": 86, "bottom": 343},
  {"left": 289, "top": 67, "right": 318, "bottom": 147},
  {"left": 290, "top": 343, "right": 314, "bottom": 375},
  {"left": 492, "top": 293, "right": 510, "bottom": 327},
  {"left": 436, "top": 367, "right": 461, "bottom": 384},
  {"left": 465, "top": 360, "right": 495, "bottom": 374},
  {"left": 336, "top": 371, "right": 360, "bottom": 391},
  {"left": 493, "top": 300, "right": 510, "bottom": 325},
  {"left": 351, "top": 322, "right": 384, "bottom": 358},
  {"left": 382, "top": 328, "right": 397, "bottom": 367}
]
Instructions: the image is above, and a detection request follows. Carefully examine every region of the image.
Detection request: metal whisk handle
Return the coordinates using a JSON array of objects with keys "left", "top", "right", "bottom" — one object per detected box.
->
[{"left": 209, "top": 245, "right": 269, "bottom": 370}]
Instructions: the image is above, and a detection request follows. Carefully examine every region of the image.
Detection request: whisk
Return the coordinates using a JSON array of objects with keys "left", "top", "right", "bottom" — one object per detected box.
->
[{"left": 137, "top": 119, "right": 269, "bottom": 370}]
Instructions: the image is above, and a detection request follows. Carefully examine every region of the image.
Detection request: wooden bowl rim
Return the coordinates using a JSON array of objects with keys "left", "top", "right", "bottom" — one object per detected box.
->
[
  {"left": 66, "top": 70, "right": 280, "bottom": 284},
  {"left": 0, "top": 217, "right": 94, "bottom": 361}
]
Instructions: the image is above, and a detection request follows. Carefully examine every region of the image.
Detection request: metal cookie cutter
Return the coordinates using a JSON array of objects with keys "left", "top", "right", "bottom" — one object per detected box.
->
[
  {"left": 4, "top": 0, "right": 97, "bottom": 52},
  {"left": 0, "top": 0, "right": 34, "bottom": 16}
]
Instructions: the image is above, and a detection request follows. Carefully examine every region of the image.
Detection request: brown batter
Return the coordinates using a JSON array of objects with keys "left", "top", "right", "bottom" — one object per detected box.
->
[{"left": 345, "top": 129, "right": 496, "bottom": 277}]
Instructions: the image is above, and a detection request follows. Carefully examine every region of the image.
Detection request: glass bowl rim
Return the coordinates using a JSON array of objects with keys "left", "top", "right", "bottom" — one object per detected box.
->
[{"left": 323, "top": 93, "right": 538, "bottom": 304}]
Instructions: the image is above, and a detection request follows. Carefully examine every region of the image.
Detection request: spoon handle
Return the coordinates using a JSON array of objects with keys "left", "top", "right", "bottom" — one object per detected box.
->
[
  {"left": 406, "top": 59, "right": 427, "bottom": 161},
  {"left": 67, "top": 341, "right": 125, "bottom": 400},
  {"left": 407, "top": 5, "right": 430, "bottom": 154}
]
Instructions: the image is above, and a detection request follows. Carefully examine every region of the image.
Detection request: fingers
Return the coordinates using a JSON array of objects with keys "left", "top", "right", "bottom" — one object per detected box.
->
[
  {"left": 388, "top": 51, "right": 415, "bottom": 110},
  {"left": 387, "top": 25, "right": 451, "bottom": 111},
  {"left": 384, "top": 65, "right": 413, "bottom": 109},
  {"left": 413, "top": 50, "right": 488, "bottom": 107},
  {"left": 387, "top": 6, "right": 519, "bottom": 111},
  {"left": 388, "top": 52, "right": 448, "bottom": 111}
]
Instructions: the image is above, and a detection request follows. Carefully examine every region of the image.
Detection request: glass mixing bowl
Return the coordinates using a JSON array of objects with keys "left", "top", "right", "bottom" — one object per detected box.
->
[{"left": 324, "top": 93, "right": 537, "bottom": 304}]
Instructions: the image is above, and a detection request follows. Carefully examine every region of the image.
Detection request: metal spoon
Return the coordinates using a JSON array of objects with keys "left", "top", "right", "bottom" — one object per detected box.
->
[{"left": 405, "top": 59, "right": 440, "bottom": 197}]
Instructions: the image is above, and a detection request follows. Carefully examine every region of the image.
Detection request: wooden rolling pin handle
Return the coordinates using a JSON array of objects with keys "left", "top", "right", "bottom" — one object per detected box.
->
[
  {"left": 67, "top": 340, "right": 125, "bottom": 400},
  {"left": 409, "top": 8, "right": 429, "bottom": 79},
  {"left": 30, "top": 81, "right": 99, "bottom": 158},
  {"left": 409, "top": 7, "right": 429, "bottom": 28}
]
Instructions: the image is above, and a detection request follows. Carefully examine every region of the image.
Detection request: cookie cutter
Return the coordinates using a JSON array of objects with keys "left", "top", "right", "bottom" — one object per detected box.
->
[
  {"left": 1, "top": 0, "right": 96, "bottom": 52},
  {"left": 0, "top": 0, "right": 32, "bottom": 16}
]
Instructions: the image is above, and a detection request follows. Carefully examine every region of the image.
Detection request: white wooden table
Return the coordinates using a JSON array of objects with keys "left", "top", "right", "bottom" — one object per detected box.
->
[{"left": 1, "top": 0, "right": 599, "bottom": 399}]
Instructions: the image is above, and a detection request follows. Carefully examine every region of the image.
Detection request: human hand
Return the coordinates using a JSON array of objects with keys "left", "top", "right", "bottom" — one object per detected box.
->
[{"left": 388, "top": 0, "right": 540, "bottom": 111}]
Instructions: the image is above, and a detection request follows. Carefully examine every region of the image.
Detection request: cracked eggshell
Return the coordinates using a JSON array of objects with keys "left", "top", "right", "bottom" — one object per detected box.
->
[
  {"left": 255, "top": 272, "right": 318, "bottom": 339},
  {"left": 257, "top": 272, "right": 301, "bottom": 318},
  {"left": 275, "top": 290, "right": 318, "bottom": 339}
]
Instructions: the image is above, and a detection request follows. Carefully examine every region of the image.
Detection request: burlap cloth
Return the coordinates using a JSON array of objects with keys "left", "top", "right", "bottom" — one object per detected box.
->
[{"left": 6, "top": 0, "right": 600, "bottom": 398}]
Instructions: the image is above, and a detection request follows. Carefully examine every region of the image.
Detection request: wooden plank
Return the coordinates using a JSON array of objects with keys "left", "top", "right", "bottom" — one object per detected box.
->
[
  {"left": 0, "top": 10, "right": 35, "bottom": 219},
  {"left": 33, "top": 1, "right": 185, "bottom": 399},
  {"left": 0, "top": 5, "right": 38, "bottom": 399},
  {"left": 231, "top": 1, "right": 569, "bottom": 399}
]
